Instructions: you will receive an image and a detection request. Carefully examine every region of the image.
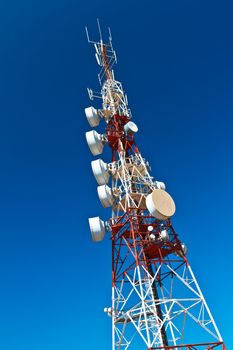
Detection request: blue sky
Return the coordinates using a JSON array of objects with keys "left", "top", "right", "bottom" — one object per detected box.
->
[{"left": 0, "top": 0, "right": 232, "bottom": 348}]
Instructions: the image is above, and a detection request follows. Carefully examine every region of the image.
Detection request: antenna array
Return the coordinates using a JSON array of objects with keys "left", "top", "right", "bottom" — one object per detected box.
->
[{"left": 83, "top": 21, "right": 226, "bottom": 350}]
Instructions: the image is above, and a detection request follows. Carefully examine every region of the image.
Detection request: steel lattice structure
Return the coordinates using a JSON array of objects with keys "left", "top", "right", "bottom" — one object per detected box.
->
[{"left": 84, "top": 22, "right": 226, "bottom": 350}]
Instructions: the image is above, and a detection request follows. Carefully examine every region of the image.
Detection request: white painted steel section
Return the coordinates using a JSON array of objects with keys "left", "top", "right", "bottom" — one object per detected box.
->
[
  {"left": 112, "top": 260, "right": 224, "bottom": 349},
  {"left": 188, "top": 265, "right": 223, "bottom": 342}
]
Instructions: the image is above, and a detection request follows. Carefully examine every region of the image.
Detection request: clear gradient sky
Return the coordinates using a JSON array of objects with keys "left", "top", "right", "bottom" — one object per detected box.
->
[{"left": 0, "top": 0, "right": 232, "bottom": 349}]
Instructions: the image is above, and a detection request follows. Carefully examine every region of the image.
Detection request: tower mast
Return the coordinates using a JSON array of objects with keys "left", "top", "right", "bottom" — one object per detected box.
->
[{"left": 84, "top": 22, "right": 226, "bottom": 350}]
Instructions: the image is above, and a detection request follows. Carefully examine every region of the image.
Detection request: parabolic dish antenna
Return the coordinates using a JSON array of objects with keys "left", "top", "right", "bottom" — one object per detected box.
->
[{"left": 146, "top": 189, "right": 176, "bottom": 220}]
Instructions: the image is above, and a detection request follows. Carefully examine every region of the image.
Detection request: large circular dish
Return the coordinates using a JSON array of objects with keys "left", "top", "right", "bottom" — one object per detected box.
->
[{"left": 146, "top": 189, "right": 176, "bottom": 220}]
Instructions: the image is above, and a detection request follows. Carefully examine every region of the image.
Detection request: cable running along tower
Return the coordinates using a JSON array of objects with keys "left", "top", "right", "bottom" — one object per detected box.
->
[{"left": 84, "top": 23, "right": 226, "bottom": 350}]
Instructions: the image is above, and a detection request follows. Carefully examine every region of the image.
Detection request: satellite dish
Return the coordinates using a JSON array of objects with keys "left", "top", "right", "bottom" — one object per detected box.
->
[
  {"left": 146, "top": 189, "right": 176, "bottom": 220},
  {"left": 160, "top": 229, "right": 169, "bottom": 241},
  {"left": 124, "top": 121, "right": 138, "bottom": 134},
  {"left": 181, "top": 243, "right": 188, "bottom": 255},
  {"left": 88, "top": 217, "right": 106, "bottom": 242},
  {"left": 85, "top": 130, "right": 104, "bottom": 156},
  {"left": 149, "top": 233, "right": 156, "bottom": 241},
  {"left": 155, "top": 181, "right": 166, "bottom": 191},
  {"left": 85, "top": 106, "right": 100, "bottom": 127},
  {"left": 97, "top": 185, "right": 114, "bottom": 208},
  {"left": 91, "top": 159, "right": 109, "bottom": 185}
]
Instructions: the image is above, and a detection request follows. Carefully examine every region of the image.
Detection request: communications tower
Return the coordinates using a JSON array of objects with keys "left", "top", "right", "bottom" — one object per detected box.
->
[{"left": 84, "top": 22, "right": 226, "bottom": 350}]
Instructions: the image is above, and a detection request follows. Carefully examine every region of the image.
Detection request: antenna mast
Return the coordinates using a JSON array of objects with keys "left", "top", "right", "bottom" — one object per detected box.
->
[{"left": 84, "top": 21, "right": 226, "bottom": 350}]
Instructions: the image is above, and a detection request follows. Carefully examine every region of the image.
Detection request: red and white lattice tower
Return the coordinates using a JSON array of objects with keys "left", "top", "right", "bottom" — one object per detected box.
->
[{"left": 84, "top": 22, "right": 226, "bottom": 350}]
